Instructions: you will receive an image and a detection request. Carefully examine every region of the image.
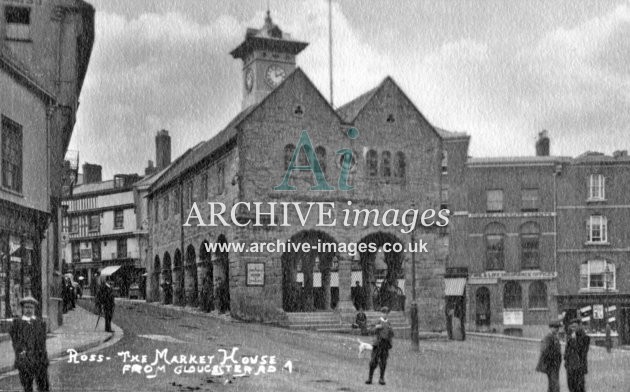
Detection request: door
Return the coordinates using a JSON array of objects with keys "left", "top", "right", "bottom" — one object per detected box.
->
[{"left": 475, "top": 287, "right": 491, "bottom": 327}]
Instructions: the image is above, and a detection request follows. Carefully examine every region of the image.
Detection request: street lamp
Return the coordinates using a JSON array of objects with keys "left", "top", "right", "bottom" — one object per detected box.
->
[{"left": 410, "top": 203, "right": 419, "bottom": 351}]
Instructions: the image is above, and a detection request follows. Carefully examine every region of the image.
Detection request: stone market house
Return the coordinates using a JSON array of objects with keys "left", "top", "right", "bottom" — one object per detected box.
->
[{"left": 145, "top": 13, "right": 462, "bottom": 330}]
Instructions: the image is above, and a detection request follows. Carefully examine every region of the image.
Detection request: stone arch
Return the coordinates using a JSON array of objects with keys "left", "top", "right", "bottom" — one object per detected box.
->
[
  {"left": 282, "top": 230, "right": 338, "bottom": 312},
  {"left": 198, "top": 240, "right": 214, "bottom": 312},
  {"left": 185, "top": 244, "right": 198, "bottom": 306},
  {"left": 215, "top": 234, "right": 230, "bottom": 313},
  {"left": 152, "top": 255, "right": 161, "bottom": 302},
  {"left": 162, "top": 252, "right": 172, "bottom": 304},
  {"left": 358, "top": 232, "right": 405, "bottom": 311},
  {"left": 173, "top": 249, "right": 184, "bottom": 306}
]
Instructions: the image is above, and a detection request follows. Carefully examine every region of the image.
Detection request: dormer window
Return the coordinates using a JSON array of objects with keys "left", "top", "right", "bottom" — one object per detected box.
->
[{"left": 5, "top": 6, "right": 31, "bottom": 41}]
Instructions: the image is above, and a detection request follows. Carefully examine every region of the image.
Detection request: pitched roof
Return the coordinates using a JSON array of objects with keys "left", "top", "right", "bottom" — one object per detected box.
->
[
  {"left": 336, "top": 85, "right": 380, "bottom": 123},
  {"left": 434, "top": 127, "right": 469, "bottom": 140},
  {"left": 467, "top": 156, "right": 571, "bottom": 166}
]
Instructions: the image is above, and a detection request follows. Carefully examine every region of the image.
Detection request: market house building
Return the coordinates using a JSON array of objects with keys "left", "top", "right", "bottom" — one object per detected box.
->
[
  {"left": 556, "top": 151, "right": 630, "bottom": 345},
  {"left": 0, "top": 0, "right": 94, "bottom": 329},
  {"left": 146, "top": 13, "right": 463, "bottom": 330}
]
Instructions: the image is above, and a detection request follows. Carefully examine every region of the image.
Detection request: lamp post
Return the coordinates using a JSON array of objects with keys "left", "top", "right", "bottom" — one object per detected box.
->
[{"left": 410, "top": 203, "right": 419, "bottom": 351}]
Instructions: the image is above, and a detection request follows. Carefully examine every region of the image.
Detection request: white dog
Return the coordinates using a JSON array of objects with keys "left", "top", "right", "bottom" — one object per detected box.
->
[{"left": 357, "top": 339, "right": 373, "bottom": 358}]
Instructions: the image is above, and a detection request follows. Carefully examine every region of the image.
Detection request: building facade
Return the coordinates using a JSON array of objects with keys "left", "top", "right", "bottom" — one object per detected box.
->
[
  {"left": 146, "top": 14, "right": 455, "bottom": 330},
  {"left": 0, "top": 0, "right": 93, "bottom": 328}
]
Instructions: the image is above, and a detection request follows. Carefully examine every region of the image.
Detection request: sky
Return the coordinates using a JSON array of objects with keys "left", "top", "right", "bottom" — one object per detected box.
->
[{"left": 70, "top": 0, "right": 630, "bottom": 179}]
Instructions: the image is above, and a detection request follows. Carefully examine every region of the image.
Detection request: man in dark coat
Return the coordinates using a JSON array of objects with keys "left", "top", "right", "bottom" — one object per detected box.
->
[
  {"left": 366, "top": 307, "right": 394, "bottom": 386},
  {"left": 9, "top": 296, "right": 50, "bottom": 392},
  {"left": 564, "top": 319, "right": 590, "bottom": 392},
  {"left": 95, "top": 278, "right": 116, "bottom": 333},
  {"left": 536, "top": 321, "right": 562, "bottom": 392}
]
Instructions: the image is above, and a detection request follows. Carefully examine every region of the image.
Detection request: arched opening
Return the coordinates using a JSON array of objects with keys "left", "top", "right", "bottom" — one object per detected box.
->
[
  {"left": 198, "top": 241, "right": 213, "bottom": 312},
  {"left": 358, "top": 232, "right": 405, "bottom": 311},
  {"left": 185, "top": 244, "right": 198, "bottom": 306},
  {"left": 215, "top": 234, "right": 230, "bottom": 313},
  {"left": 173, "top": 249, "right": 184, "bottom": 306},
  {"left": 475, "top": 286, "right": 491, "bottom": 327},
  {"left": 152, "top": 255, "right": 160, "bottom": 302},
  {"left": 162, "top": 252, "right": 172, "bottom": 304},
  {"left": 281, "top": 230, "right": 338, "bottom": 312}
]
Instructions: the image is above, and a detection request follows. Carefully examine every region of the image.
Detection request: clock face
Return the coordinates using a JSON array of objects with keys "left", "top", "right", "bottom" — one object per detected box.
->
[
  {"left": 245, "top": 68, "right": 254, "bottom": 92},
  {"left": 265, "top": 64, "right": 286, "bottom": 88}
]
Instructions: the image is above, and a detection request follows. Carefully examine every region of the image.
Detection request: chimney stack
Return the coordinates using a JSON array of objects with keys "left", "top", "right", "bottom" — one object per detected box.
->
[
  {"left": 145, "top": 160, "right": 156, "bottom": 176},
  {"left": 82, "top": 163, "right": 102, "bottom": 184},
  {"left": 155, "top": 130, "right": 171, "bottom": 170},
  {"left": 613, "top": 150, "right": 628, "bottom": 158},
  {"left": 536, "top": 130, "right": 550, "bottom": 156}
]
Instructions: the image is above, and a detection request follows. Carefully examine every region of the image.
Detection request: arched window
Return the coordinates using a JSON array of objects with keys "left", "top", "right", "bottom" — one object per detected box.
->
[
  {"left": 367, "top": 150, "right": 378, "bottom": 177},
  {"left": 395, "top": 151, "right": 406, "bottom": 178},
  {"left": 381, "top": 151, "right": 391, "bottom": 177},
  {"left": 484, "top": 223, "right": 505, "bottom": 271},
  {"left": 503, "top": 281, "right": 522, "bottom": 309},
  {"left": 284, "top": 144, "right": 295, "bottom": 170},
  {"left": 528, "top": 281, "right": 547, "bottom": 309},
  {"left": 163, "top": 195, "right": 169, "bottom": 221},
  {"left": 520, "top": 222, "right": 540, "bottom": 270},
  {"left": 315, "top": 146, "right": 326, "bottom": 174}
]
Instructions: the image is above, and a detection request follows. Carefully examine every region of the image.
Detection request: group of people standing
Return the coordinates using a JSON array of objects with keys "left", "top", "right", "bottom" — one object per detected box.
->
[{"left": 536, "top": 319, "right": 591, "bottom": 392}]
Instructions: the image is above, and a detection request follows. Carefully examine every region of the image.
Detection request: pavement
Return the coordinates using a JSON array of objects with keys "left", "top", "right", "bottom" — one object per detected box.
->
[{"left": 0, "top": 303, "right": 123, "bottom": 375}]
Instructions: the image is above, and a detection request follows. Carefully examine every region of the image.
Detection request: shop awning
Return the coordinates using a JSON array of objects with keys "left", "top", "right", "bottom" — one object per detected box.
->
[
  {"left": 445, "top": 278, "right": 467, "bottom": 296},
  {"left": 100, "top": 266, "right": 121, "bottom": 277}
]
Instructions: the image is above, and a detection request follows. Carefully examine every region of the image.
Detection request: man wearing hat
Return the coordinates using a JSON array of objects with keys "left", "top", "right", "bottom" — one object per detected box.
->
[
  {"left": 536, "top": 321, "right": 562, "bottom": 392},
  {"left": 9, "top": 296, "right": 50, "bottom": 392},
  {"left": 564, "top": 318, "right": 590, "bottom": 392},
  {"left": 366, "top": 306, "right": 394, "bottom": 386}
]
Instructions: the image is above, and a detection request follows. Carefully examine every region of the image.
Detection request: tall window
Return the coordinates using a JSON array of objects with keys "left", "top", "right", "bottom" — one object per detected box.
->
[
  {"left": 528, "top": 281, "right": 547, "bottom": 309},
  {"left": 217, "top": 165, "right": 225, "bottom": 194},
  {"left": 1, "top": 116, "right": 22, "bottom": 192},
  {"left": 588, "top": 174, "right": 605, "bottom": 201},
  {"left": 163, "top": 195, "right": 170, "bottom": 221},
  {"left": 520, "top": 222, "right": 540, "bottom": 270},
  {"left": 587, "top": 215, "right": 607, "bottom": 243},
  {"left": 201, "top": 173, "right": 208, "bottom": 200},
  {"left": 503, "top": 281, "right": 522, "bottom": 309},
  {"left": 521, "top": 188, "right": 539, "bottom": 211},
  {"left": 580, "top": 260, "right": 615, "bottom": 291},
  {"left": 91, "top": 241, "right": 101, "bottom": 261},
  {"left": 486, "top": 190, "right": 503, "bottom": 212},
  {"left": 114, "top": 209, "right": 124, "bottom": 229},
  {"left": 186, "top": 181, "right": 194, "bottom": 207},
  {"left": 70, "top": 216, "right": 79, "bottom": 233},
  {"left": 381, "top": 151, "right": 391, "bottom": 177},
  {"left": 284, "top": 144, "right": 295, "bottom": 170},
  {"left": 172, "top": 188, "right": 180, "bottom": 215},
  {"left": 485, "top": 223, "right": 505, "bottom": 270},
  {"left": 367, "top": 150, "right": 378, "bottom": 177},
  {"left": 117, "top": 239, "right": 127, "bottom": 258},
  {"left": 71, "top": 243, "right": 80, "bottom": 263},
  {"left": 4, "top": 6, "right": 30, "bottom": 41},
  {"left": 395, "top": 151, "right": 406, "bottom": 179},
  {"left": 315, "top": 146, "right": 326, "bottom": 174},
  {"left": 441, "top": 150, "right": 448, "bottom": 174},
  {"left": 88, "top": 214, "right": 100, "bottom": 232}
]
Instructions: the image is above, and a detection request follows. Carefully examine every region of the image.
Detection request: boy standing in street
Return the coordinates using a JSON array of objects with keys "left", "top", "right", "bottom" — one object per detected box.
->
[{"left": 366, "top": 306, "right": 394, "bottom": 386}]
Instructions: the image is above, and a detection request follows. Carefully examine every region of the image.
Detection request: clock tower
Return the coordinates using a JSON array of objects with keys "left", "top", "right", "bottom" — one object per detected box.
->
[{"left": 231, "top": 11, "right": 308, "bottom": 109}]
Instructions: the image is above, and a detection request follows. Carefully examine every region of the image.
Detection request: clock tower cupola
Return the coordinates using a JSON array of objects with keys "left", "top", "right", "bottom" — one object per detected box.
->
[{"left": 231, "top": 11, "right": 308, "bottom": 109}]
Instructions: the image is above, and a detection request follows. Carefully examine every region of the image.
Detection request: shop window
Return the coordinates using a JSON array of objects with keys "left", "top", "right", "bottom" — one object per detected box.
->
[
  {"left": 528, "top": 281, "right": 547, "bottom": 309},
  {"left": 587, "top": 215, "right": 607, "bottom": 243},
  {"left": 484, "top": 223, "right": 505, "bottom": 271},
  {"left": 486, "top": 189, "right": 503, "bottom": 212},
  {"left": 4, "top": 6, "right": 30, "bottom": 41},
  {"left": 580, "top": 260, "right": 615, "bottom": 291},
  {"left": 588, "top": 174, "right": 605, "bottom": 201},
  {"left": 1, "top": 116, "right": 22, "bottom": 193},
  {"left": 520, "top": 222, "right": 540, "bottom": 270},
  {"left": 503, "top": 281, "right": 522, "bottom": 309},
  {"left": 366, "top": 150, "right": 378, "bottom": 177}
]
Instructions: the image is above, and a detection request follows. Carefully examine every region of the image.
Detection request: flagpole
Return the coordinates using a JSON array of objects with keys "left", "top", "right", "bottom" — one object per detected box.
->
[{"left": 328, "top": 0, "right": 334, "bottom": 108}]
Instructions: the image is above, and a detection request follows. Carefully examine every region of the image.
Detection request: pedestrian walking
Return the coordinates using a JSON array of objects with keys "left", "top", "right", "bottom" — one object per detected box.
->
[
  {"left": 9, "top": 296, "right": 50, "bottom": 392},
  {"left": 564, "top": 319, "right": 590, "bottom": 392},
  {"left": 366, "top": 306, "right": 394, "bottom": 386},
  {"left": 95, "top": 278, "right": 116, "bottom": 333},
  {"left": 536, "top": 321, "right": 562, "bottom": 392},
  {"left": 605, "top": 322, "right": 612, "bottom": 353}
]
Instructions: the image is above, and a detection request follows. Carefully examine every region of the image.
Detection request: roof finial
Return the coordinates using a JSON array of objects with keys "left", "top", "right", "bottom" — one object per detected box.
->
[{"left": 265, "top": 0, "right": 271, "bottom": 24}]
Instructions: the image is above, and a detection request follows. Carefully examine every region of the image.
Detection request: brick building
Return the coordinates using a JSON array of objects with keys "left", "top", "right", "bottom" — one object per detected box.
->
[
  {"left": 145, "top": 13, "right": 458, "bottom": 330},
  {"left": 556, "top": 150, "right": 630, "bottom": 345}
]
